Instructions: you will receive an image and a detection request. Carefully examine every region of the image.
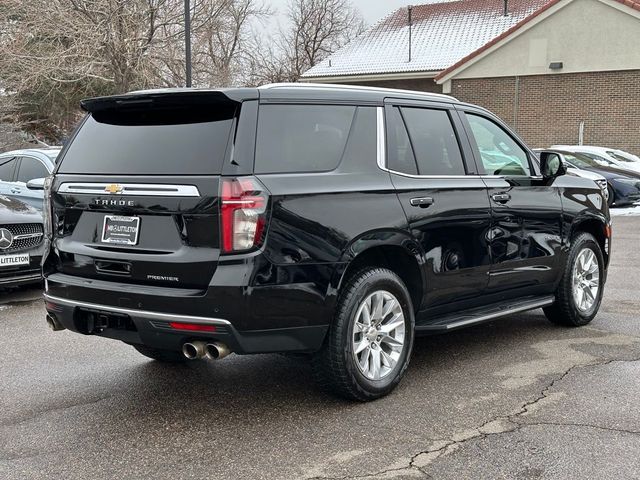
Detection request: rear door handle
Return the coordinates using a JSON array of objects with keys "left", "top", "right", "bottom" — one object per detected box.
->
[
  {"left": 410, "top": 197, "right": 434, "bottom": 207},
  {"left": 491, "top": 193, "right": 511, "bottom": 204}
]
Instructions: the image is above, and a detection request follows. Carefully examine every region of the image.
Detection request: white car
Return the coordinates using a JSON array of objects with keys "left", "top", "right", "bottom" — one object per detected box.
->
[{"left": 551, "top": 145, "right": 640, "bottom": 173}]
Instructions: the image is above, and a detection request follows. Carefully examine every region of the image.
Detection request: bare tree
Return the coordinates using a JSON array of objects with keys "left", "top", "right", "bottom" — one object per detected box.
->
[
  {"left": 0, "top": 0, "right": 361, "bottom": 141},
  {"left": 0, "top": 0, "right": 189, "bottom": 138},
  {"left": 270, "top": 0, "right": 366, "bottom": 82},
  {"left": 191, "top": 0, "right": 271, "bottom": 87},
  {"left": 0, "top": 0, "right": 270, "bottom": 141}
]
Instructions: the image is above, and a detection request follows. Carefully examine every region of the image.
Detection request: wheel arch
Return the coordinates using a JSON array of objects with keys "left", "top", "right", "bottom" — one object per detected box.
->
[
  {"left": 570, "top": 215, "right": 610, "bottom": 268},
  {"left": 331, "top": 231, "right": 425, "bottom": 313}
]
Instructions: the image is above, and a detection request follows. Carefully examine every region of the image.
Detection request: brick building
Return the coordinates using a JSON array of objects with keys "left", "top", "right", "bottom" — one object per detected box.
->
[{"left": 301, "top": 0, "right": 640, "bottom": 155}]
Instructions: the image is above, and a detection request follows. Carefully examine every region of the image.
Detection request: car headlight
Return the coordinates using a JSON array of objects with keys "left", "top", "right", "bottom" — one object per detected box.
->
[{"left": 595, "top": 179, "right": 609, "bottom": 199}]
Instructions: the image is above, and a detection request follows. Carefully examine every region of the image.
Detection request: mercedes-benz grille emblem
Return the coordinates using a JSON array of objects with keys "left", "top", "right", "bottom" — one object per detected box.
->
[{"left": 0, "top": 228, "right": 14, "bottom": 250}]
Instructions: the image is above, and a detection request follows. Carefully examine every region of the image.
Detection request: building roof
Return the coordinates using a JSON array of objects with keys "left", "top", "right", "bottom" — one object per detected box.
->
[
  {"left": 303, "top": 0, "right": 551, "bottom": 79},
  {"left": 302, "top": 0, "right": 640, "bottom": 80}
]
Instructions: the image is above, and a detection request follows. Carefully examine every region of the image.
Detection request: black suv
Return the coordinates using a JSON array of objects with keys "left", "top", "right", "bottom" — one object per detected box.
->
[{"left": 42, "top": 84, "right": 610, "bottom": 401}]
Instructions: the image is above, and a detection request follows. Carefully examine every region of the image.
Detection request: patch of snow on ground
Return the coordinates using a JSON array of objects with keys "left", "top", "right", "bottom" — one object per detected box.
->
[{"left": 611, "top": 203, "right": 640, "bottom": 216}]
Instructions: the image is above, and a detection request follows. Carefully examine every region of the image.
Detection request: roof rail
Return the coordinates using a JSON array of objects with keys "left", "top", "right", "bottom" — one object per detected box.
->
[{"left": 258, "top": 82, "right": 457, "bottom": 101}]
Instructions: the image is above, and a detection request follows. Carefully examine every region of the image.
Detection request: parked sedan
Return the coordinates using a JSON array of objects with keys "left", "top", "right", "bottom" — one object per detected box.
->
[
  {"left": 546, "top": 148, "right": 640, "bottom": 207},
  {"left": 552, "top": 145, "right": 640, "bottom": 173},
  {"left": 0, "top": 148, "right": 60, "bottom": 210},
  {"left": 0, "top": 195, "right": 44, "bottom": 288}
]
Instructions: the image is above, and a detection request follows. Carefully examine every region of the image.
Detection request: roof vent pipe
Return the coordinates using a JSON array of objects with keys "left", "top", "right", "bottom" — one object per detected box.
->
[
  {"left": 408, "top": 5, "right": 413, "bottom": 62},
  {"left": 503, "top": 0, "right": 509, "bottom": 16}
]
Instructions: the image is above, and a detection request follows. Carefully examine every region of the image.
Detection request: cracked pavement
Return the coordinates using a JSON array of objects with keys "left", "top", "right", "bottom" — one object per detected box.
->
[{"left": 1, "top": 216, "right": 640, "bottom": 480}]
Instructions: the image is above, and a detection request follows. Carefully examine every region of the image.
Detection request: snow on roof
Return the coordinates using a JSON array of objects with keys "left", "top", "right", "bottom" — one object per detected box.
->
[{"left": 302, "top": 0, "right": 561, "bottom": 79}]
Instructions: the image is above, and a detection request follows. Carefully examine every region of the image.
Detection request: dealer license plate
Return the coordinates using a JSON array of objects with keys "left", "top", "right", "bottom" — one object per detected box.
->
[{"left": 101, "top": 215, "right": 140, "bottom": 245}]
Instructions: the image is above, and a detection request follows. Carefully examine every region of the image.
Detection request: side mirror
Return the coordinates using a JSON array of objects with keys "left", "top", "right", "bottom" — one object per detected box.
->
[
  {"left": 539, "top": 151, "right": 567, "bottom": 179},
  {"left": 26, "top": 177, "right": 46, "bottom": 190}
]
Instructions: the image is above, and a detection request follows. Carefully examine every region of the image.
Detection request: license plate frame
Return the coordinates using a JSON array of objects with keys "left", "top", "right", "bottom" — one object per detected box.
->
[
  {"left": 0, "top": 253, "right": 30, "bottom": 268},
  {"left": 101, "top": 215, "right": 140, "bottom": 246}
]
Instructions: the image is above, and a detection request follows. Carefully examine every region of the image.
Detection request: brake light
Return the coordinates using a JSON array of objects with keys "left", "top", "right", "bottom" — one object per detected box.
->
[
  {"left": 220, "top": 177, "right": 269, "bottom": 253},
  {"left": 43, "top": 176, "right": 53, "bottom": 239}
]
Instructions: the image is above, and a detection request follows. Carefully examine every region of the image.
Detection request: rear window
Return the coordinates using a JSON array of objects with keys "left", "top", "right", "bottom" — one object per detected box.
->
[
  {"left": 255, "top": 104, "right": 357, "bottom": 174},
  {"left": 58, "top": 106, "right": 236, "bottom": 175}
]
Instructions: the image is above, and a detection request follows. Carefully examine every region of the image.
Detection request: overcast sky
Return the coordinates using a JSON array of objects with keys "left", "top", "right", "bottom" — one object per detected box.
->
[{"left": 268, "top": 0, "right": 415, "bottom": 27}]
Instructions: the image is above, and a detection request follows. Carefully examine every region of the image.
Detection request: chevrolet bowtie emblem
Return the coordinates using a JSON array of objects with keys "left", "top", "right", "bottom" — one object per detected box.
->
[{"left": 104, "top": 184, "right": 124, "bottom": 194}]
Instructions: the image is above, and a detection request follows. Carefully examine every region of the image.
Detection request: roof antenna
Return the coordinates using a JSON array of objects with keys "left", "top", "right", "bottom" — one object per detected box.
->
[
  {"left": 408, "top": 5, "right": 413, "bottom": 62},
  {"left": 503, "top": 0, "right": 509, "bottom": 16}
]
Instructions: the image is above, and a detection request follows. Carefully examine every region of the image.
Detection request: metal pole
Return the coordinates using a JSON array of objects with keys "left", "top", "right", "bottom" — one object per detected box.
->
[
  {"left": 184, "top": 0, "right": 192, "bottom": 87},
  {"left": 408, "top": 6, "right": 413, "bottom": 63}
]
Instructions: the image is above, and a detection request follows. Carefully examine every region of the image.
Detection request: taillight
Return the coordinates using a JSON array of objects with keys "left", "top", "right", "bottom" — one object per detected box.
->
[
  {"left": 43, "top": 175, "right": 53, "bottom": 239},
  {"left": 220, "top": 176, "right": 269, "bottom": 253}
]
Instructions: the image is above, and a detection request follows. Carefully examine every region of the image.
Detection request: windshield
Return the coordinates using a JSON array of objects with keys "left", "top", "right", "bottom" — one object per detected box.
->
[
  {"left": 578, "top": 152, "right": 617, "bottom": 167},
  {"left": 607, "top": 151, "right": 635, "bottom": 163},
  {"left": 561, "top": 152, "right": 606, "bottom": 169}
]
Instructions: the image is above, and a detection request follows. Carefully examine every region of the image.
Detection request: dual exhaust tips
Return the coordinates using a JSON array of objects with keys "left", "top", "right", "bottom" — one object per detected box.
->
[{"left": 182, "top": 341, "right": 231, "bottom": 361}]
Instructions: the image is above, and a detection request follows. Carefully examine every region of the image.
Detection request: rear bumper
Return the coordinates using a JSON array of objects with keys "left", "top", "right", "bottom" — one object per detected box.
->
[{"left": 44, "top": 293, "right": 328, "bottom": 354}]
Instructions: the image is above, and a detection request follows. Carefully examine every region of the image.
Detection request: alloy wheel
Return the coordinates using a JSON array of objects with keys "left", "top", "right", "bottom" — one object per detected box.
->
[
  {"left": 351, "top": 290, "right": 406, "bottom": 381},
  {"left": 571, "top": 247, "right": 600, "bottom": 313}
]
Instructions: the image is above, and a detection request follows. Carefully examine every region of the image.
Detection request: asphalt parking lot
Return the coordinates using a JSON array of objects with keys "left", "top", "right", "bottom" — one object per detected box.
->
[{"left": 1, "top": 217, "right": 639, "bottom": 480}]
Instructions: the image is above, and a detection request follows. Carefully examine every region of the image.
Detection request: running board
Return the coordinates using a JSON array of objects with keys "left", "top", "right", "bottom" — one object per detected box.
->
[{"left": 415, "top": 295, "right": 555, "bottom": 333}]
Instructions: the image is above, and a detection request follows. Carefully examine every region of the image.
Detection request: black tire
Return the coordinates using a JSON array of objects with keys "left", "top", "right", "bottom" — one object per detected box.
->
[
  {"left": 311, "top": 268, "right": 415, "bottom": 401},
  {"left": 544, "top": 232, "right": 604, "bottom": 327},
  {"left": 132, "top": 344, "right": 188, "bottom": 363}
]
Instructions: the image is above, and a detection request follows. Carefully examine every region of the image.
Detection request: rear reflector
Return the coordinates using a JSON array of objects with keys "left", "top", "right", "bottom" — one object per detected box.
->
[{"left": 168, "top": 322, "right": 216, "bottom": 332}]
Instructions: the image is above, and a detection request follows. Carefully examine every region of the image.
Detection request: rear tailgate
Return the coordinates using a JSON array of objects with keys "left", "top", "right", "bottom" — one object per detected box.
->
[{"left": 48, "top": 91, "right": 242, "bottom": 290}]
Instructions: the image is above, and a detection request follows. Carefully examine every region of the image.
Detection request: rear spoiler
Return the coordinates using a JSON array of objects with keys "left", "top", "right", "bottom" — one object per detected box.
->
[{"left": 80, "top": 88, "right": 258, "bottom": 114}]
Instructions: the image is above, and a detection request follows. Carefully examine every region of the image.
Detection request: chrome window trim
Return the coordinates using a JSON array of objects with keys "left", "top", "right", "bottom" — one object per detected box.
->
[
  {"left": 480, "top": 175, "right": 544, "bottom": 181},
  {"left": 44, "top": 294, "right": 231, "bottom": 326},
  {"left": 57, "top": 183, "right": 200, "bottom": 197},
  {"left": 387, "top": 170, "right": 482, "bottom": 180},
  {"left": 376, "top": 108, "right": 545, "bottom": 182},
  {"left": 376, "top": 107, "right": 386, "bottom": 170},
  {"left": 377, "top": 106, "right": 482, "bottom": 180}
]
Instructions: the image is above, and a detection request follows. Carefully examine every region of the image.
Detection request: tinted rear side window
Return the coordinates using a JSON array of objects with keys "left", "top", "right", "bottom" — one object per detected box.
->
[
  {"left": 387, "top": 106, "right": 418, "bottom": 175},
  {"left": 401, "top": 107, "right": 466, "bottom": 176},
  {"left": 0, "top": 158, "right": 16, "bottom": 181},
  {"left": 17, "top": 157, "right": 49, "bottom": 182},
  {"left": 255, "top": 104, "right": 356, "bottom": 174},
  {"left": 58, "top": 106, "right": 236, "bottom": 175}
]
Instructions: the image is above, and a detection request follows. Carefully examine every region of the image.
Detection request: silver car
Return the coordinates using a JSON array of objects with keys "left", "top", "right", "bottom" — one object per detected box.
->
[{"left": 0, "top": 148, "right": 61, "bottom": 210}]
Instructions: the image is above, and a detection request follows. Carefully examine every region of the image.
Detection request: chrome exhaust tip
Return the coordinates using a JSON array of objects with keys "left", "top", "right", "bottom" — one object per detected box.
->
[
  {"left": 205, "top": 342, "right": 231, "bottom": 360},
  {"left": 182, "top": 341, "right": 207, "bottom": 360},
  {"left": 46, "top": 314, "right": 65, "bottom": 331}
]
